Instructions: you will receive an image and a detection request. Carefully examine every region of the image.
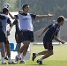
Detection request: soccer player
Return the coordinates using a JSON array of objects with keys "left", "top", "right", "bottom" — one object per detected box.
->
[
  {"left": 15, "top": 4, "right": 53, "bottom": 64},
  {"left": 0, "top": 14, "right": 6, "bottom": 64},
  {"left": 0, "top": 8, "right": 15, "bottom": 64},
  {"left": 32, "top": 16, "right": 65, "bottom": 65},
  {"left": 0, "top": 11, "right": 9, "bottom": 60},
  {"left": 10, "top": 15, "right": 22, "bottom": 56}
]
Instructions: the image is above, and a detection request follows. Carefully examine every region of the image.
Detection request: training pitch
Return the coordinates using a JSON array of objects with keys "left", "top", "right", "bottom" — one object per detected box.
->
[{"left": 0, "top": 44, "right": 67, "bottom": 66}]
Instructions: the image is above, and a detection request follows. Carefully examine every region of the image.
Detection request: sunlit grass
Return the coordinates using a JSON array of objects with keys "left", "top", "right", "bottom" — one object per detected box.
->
[{"left": 0, "top": 44, "right": 67, "bottom": 66}]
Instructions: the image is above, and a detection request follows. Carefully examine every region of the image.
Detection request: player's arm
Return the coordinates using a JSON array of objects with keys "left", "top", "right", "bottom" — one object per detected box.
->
[
  {"left": 7, "top": 22, "right": 13, "bottom": 32},
  {"left": 9, "top": 10, "right": 22, "bottom": 19},
  {"left": 9, "top": 12, "right": 15, "bottom": 19},
  {"left": 36, "top": 13, "right": 53, "bottom": 18},
  {"left": 7, "top": 14, "right": 18, "bottom": 31},
  {"left": 37, "top": 26, "right": 48, "bottom": 37},
  {"left": 54, "top": 35, "right": 65, "bottom": 44},
  {"left": 10, "top": 18, "right": 18, "bottom": 31},
  {"left": 9, "top": 22, "right": 14, "bottom": 29},
  {"left": 38, "top": 24, "right": 52, "bottom": 37},
  {"left": 7, "top": 18, "right": 13, "bottom": 34}
]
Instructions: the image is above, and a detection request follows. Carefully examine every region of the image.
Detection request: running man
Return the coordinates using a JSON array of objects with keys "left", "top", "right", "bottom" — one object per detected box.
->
[{"left": 32, "top": 16, "right": 65, "bottom": 65}]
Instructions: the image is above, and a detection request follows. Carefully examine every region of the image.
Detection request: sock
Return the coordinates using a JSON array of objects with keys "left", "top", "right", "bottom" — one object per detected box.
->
[
  {"left": 5, "top": 52, "right": 7, "bottom": 57},
  {"left": 21, "top": 55, "right": 25, "bottom": 61},
  {"left": 8, "top": 57, "right": 12, "bottom": 62},
  {"left": 17, "top": 53, "right": 21, "bottom": 58},
  {"left": 39, "top": 57, "right": 43, "bottom": 61},
  {"left": 1, "top": 57, "right": 5, "bottom": 63},
  {"left": 36, "top": 53, "right": 38, "bottom": 56}
]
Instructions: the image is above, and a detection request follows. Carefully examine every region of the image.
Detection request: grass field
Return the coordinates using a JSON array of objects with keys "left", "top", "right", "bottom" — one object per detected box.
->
[{"left": 0, "top": 44, "right": 67, "bottom": 66}]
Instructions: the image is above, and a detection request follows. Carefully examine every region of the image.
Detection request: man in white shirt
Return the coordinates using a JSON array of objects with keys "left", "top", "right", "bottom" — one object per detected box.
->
[{"left": 14, "top": 4, "right": 53, "bottom": 64}]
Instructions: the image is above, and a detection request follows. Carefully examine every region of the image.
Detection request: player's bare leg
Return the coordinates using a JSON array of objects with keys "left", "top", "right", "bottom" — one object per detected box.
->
[
  {"left": 20, "top": 41, "right": 30, "bottom": 64},
  {"left": 33, "top": 50, "right": 53, "bottom": 65},
  {"left": 32, "top": 49, "right": 48, "bottom": 61},
  {"left": 0, "top": 42, "right": 6, "bottom": 64}
]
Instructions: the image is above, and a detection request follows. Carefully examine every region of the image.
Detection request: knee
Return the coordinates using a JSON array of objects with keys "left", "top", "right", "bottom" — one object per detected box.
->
[
  {"left": 50, "top": 51, "right": 54, "bottom": 56},
  {"left": 24, "top": 44, "right": 29, "bottom": 48},
  {"left": 48, "top": 50, "right": 53, "bottom": 56},
  {"left": 51, "top": 52, "right": 53, "bottom": 55}
]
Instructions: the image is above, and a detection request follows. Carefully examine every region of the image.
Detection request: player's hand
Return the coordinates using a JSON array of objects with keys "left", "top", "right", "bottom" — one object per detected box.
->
[
  {"left": 61, "top": 40, "right": 65, "bottom": 44},
  {"left": 48, "top": 13, "right": 54, "bottom": 17},
  {"left": 7, "top": 31, "right": 10, "bottom": 36},
  {"left": 37, "top": 34, "right": 42, "bottom": 37}
]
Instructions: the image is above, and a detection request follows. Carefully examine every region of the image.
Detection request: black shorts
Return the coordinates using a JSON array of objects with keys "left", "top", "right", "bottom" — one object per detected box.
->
[
  {"left": 4, "top": 37, "right": 9, "bottom": 44},
  {"left": 15, "top": 32, "right": 22, "bottom": 43},
  {"left": 0, "top": 29, "right": 9, "bottom": 44},
  {"left": 20, "top": 31, "right": 34, "bottom": 42},
  {"left": 0, "top": 29, "right": 6, "bottom": 42},
  {"left": 43, "top": 41, "right": 53, "bottom": 50}
]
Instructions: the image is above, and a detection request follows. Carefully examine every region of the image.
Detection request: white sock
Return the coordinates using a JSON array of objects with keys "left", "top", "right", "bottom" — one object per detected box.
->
[
  {"left": 1, "top": 57, "right": 5, "bottom": 63},
  {"left": 21, "top": 55, "right": 25, "bottom": 61},
  {"left": 17, "top": 53, "right": 21, "bottom": 58},
  {"left": 36, "top": 53, "right": 38, "bottom": 56},
  {"left": 39, "top": 57, "right": 43, "bottom": 61},
  {"left": 5, "top": 52, "right": 7, "bottom": 57},
  {"left": 8, "top": 57, "right": 12, "bottom": 62}
]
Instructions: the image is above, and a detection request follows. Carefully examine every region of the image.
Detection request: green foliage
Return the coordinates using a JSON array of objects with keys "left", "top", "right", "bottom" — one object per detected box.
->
[{"left": 0, "top": 0, "right": 67, "bottom": 16}]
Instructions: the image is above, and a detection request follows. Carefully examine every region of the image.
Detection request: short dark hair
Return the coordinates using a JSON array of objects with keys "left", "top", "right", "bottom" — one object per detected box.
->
[
  {"left": 2, "top": 8, "right": 9, "bottom": 14},
  {"left": 57, "top": 16, "right": 64, "bottom": 23},
  {"left": 22, "top": 4, "right": 28, "bottom": 11}
]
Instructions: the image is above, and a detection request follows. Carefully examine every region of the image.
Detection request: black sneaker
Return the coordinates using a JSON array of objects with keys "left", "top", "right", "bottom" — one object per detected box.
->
[
  {"left": 8, "top": 61, "right": 17, "bottom": 64},
  {"left": 37, "top": 60, "right": 42, "bottom": 65},
  {"left": 20, "top": 61, "right": 26, "bottom": 64},
  {"left": 4, "top": 57, "right": 8, "bottom": 60},
  {"left": 32, "top": 53, "right": 36, "bottom": 61},
  {"left": 15, "top": 56, "right": 19, "bottom": 63}
]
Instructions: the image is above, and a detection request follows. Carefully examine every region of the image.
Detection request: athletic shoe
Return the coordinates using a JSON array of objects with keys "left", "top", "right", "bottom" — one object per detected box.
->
[
  {"left": 20, "top": 61, "right": 26, "bottom": 64},
  {"left": 1, "top": 62, "right": 7, "bottom": 64},
  {"left": 32, "top": 53, "right": 36, "bottom": 61},
  {"left": 8, "top": 61, "right": 17, "bottom": 64},
  {"left": 15, "top": 56, "right": 19, "bottom": 62},
  {"left": 37, "top": 59, "right": 42, "bottom": 65},
  {"left": 4, "top": 57, "right": 8, "bottom": 60}
]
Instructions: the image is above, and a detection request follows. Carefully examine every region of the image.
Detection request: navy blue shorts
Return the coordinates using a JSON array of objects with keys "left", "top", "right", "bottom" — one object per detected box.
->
[
  {"left": 4, "top": 37, "right": 9, "bottom": 44},
  {"left": 15, "top": 32, "right": 22, "bottom": 43},
  {"left": 20, "top": 31, "right": 34, "bottom": 42},
  {"left": 43, "top": 41, "right": 53, "bottom": 50},
  {"left": 0, "top": 29, "right": 6, "bottom": 42},
  {"left": 0, "top": 29, "right": 9, "bottom": 44}
]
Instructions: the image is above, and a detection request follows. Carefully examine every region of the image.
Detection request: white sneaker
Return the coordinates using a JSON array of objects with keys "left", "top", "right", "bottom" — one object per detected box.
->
[
  {"left": 8, "top": 61, "right": 17, "bottom": 64},
  {"left": 1, "top": 62, "right": 7, "bottom": 64}
]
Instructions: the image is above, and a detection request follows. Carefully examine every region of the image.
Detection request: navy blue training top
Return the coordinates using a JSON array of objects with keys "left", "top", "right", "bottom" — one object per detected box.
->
[
  {"left": 43, "top": 23, "right": 60, "bottom": 42},
  {"left": 13, "top": 19, "right": 20, "bottom": 34}
]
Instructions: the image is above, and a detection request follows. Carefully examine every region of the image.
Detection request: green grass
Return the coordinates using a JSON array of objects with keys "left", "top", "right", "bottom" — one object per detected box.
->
[{"left": 0, "top": 44, "right": 67, "bottom": 66}]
